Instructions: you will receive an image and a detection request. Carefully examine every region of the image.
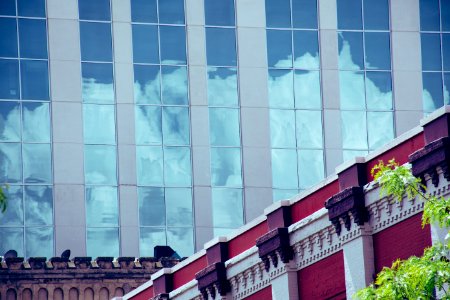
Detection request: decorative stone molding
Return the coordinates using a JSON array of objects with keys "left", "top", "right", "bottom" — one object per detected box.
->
[
  {"left": 325, "top": 186, "right": 369, "bottom": 235},
  {"left": 152, "top": 293, "right": 170, "bottom": 300},
  {"left": 195, "top": 262, "right": 230, "bottom": 300},
  {"left": 255, "top": 228, "right": 293, "bottom": 272}
]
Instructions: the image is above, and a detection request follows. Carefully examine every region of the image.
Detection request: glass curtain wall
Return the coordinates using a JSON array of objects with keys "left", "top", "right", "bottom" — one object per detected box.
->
[
  {"left": 0, "top": 0, "right": 53, "bottom": 258},
  {"left": 420, "top": 0, "right": 450, "bottom": 113},
  {"left": 131, "top": 0, "right": 194, "bottom": 257},
  {"left": 205, "top": 0, "right": 244, "bottom": 236},
  {"left": 337, "top": 0, "right": 395, "bottom": 161},
  {"left": 265, "top": 0, "right": 325, "bottom": 202},
  {"left": 78, "top": 0, "right": 120, "bottom": 258}
]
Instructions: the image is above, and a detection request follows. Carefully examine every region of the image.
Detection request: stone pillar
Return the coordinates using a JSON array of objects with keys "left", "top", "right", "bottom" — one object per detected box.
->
[
  {"left": 342, "top": 224, "right": 375, "bottom": 298},
  {"left": 270, "top": 260, "right": 299, "bottom": 300}
]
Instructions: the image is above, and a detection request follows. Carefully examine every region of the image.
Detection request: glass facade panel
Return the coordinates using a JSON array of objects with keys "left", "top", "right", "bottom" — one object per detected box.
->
[
  {"left": 365, "top": 72, "right": 393, "bottom": 110},
  {"left": 210, "top": 147, "right": 242, "bottom": 187},
  {"left": 0, "top": 59, "right": 19, "bottom": 99},
  {"left": 211, "top": 188, "right": 243, "bottom": 228},
  {"left": 161, "top": 66, "right": 188, "bottom": 105},
  {"left": 159, "top": 26, "right": 186, "bottom": 65},
  {"left": 271, "top": 149, "right": 298, "bottom": 189},
  {"left": 339, "top": 71, "right": 365, "bottom": 110},
  {"left": 83, "top": 104, "right": 116, "bottom": 144},
  {"left": 138, "top": 187, "right": 165, "bottom": 226},
  {"left": 442, "top": 34, "right": 450, "bottom": 71},
  {"left": 134, "top": 64, "right": 161, "bottom": 104},
  {"left": 207, "top": 67, "right": 238, "bottom": 107},
  {"left": 0, "top": 142, "right": 21, "bottom": 183},
  {"left": 23, "top": 143, "right": 51, "bottom": 184},
  {"left": 423, "top": 72, "right": 444, "bottom": 112},
  {"left": 265, "top": 0, "right": 291, "bottom": 28},
  {"left": 0, "top": 101, "right": 20, "bottom": 142},
  {"left": 367, "top": 111, "right": 394, "bottom": 150},
  {"left": 0, "top": 186, "right": 23, "bottom": 225},
  {"left": 135, "top": 106, "right": 162, "bottom": 145},
  {"left": 337, "top": 0, "right": 362, "bottom": 30},
  {"left": 78, "top": 0, "right": 111, "bottom": 21},
  {"left": 136, "top": 146, "right": 163, "bottom": 186},
  {"left": 140, "top": 227, "right": 166, "bottom": 255},
  {"left": 443, "top": 0, "right": 450, "bottom": 31},
  {"left": 292, "top": 0, "right": 317, "bottom": 29},
  {"left": 204, "top": 0, "right": 235, "bottom": 26},
  {"left": 167, "top": 227, "right": 194, "bottom": 257},
  {"left": 419, "top": 0, "right": 440, "bottom": 31},
  {"left": 293, "top": 31, "right": 319, "bottom": 69},
  {"left": 0, "top": 228, "right": 23, "bottom": 257},
  {"left": 0, "top": 0, "right": 16, "bottom": 16},
  {"left": 18, "top": 19, "right": 47, "bottom": 59},
  {"left": 296, "top": 110, "right": 323, "bottom": 148},
  {"left": 341, "top": 111, "right": 367, "bottom": 149},
  {"left": 268, "top": 69, "right": 294, "bottom": 108},
  {"left": 158, "top": 0, "right": 185, "bottom": 24},
  {"left": 162, "top": 106, "right": 190, "bottom": 145},
  {"left": 163, "top": 146, "right": 191, "bottom": 186},
  {"left": 22, "top": 102, "right": 50, "bottom": 143},
  {"left": 364, "top": 32, "right": 391, "bottom": 70},
  {"left": 267, "top": 30, "right": 292, "bottom": 68},
  {"left": 82, "top": 63, "right": 114, "bottom": 104},
  {"left": 444, "top": 73, "right": 450, "bottom": 105},
  {"left": 298, "top": 149, "right": 324, "bottom": 189},
  {"left": 25, "top": 227, "right": 53, "bottom": 258},
  {"left": 206, "top": 28, "right": 237, "bottom": 66},
  {"left": 363, "top": 0, "right": 389, "bottom": 30},
  {"left": 84, "top": 145, "right": 117, "bottom": 185},
  {"left": 338, "top": 32, "right": 364, "bottom": 70},
  {"left": 294, "top": 70, "right": 321, "bottom": 109},
  {"left": 0, "top": 18, "right": 17, "bottom": 57},
  {"left": 131, "top": 0, "right": 157, "bottom": 23},
  {"left": 20, "top": 60, "right": 49, "bottom": 100},
  {"left": 86, "top": 186, "right": 118, "bottom": 227},
  {"left": 421, "top": 33, "right": 442, "bottom": 71},
  {"left": 86, "top": 228, "right": 119, "bottom": 258},
  {"left": 24, "top": 186, "right": 52, "bottom": 226},
  {"left": 165, "top": 188, "right": 192, "bottom": 226},
  {"left": 270, "top": 109, "right": 296, "bottom": 148},
  {"left": 17, "top": 0, "right": 45, "bottom": 18},
  {"left": 80, "top": 22, "right": 112, "bottom": 62},
  {"left": 132, "top": 25, "right": 159, "bottom": 64},
  {"left": 209, "top": 108, "right": 240, "bottom": 146}
]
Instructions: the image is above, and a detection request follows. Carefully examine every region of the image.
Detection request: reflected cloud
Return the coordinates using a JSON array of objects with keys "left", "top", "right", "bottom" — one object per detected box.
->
[
  {"left": 210, "top": 148, "right": 242, "bottom": 187},
  {"left": 25, "top": 186, "right": 52, "bottom": 226},
  {"left": 86, "top": 186, "right": 118, "bottom": 227},
  {"left": 22, "top": 102, "right": 50, "bottom": 142},
  {"left": 135, "top": 106, "right": 162, "bottom": 144},
  {"left": 0, "top": 102, "right": 20, "bottom": 141},
  {"left": 162, "top": 66, "right": 188, "bottom": 105},
  {"left": 134, "top": 70, "right": 160, "bottom": 104},
  {"left": 82, "top": 77, "right": 114, "bottom": 104},
  {"left": 207, "top": 67, "right": 238, "bottom": 106},
  {"left": 211, "top": 188, "right": 243, "bottom": 228}
]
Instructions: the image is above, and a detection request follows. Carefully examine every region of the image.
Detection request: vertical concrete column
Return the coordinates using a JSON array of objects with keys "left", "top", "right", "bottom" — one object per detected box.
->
[
  {"left": 342, "top": 224, "right": 375, "bottom": 298},
  {"left": 271, "top": 261, "right": 299, "bottom": 300}
]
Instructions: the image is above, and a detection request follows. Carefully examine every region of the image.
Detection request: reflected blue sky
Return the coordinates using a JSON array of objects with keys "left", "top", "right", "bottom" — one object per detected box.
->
[{"left": 207, "top": 67, "right": 238, "bottom": 107}]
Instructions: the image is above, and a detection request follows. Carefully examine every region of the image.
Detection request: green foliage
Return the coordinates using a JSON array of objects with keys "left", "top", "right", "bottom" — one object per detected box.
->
[
  {"left": 355, "top": 159, "right": 450, "bottom": 300},
  {"left": 0, "top": 185, "right": 6, "bottom": 213}
]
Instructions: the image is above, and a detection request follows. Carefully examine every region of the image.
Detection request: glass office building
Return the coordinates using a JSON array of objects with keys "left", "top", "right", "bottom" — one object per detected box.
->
[{"left": 0, "top": 0, "right": 447, "bottom": 258}]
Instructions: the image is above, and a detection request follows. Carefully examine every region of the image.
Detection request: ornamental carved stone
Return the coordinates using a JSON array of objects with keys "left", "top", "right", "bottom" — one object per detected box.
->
[
  {"left": 255, "top": 227, "right": 293, "bottom": 272},
  {"left": 324, "top": 186, "right": 368, "bottom": 235},
  {"left": 195, "top": 262, "right": 230, "bottom": 300}
]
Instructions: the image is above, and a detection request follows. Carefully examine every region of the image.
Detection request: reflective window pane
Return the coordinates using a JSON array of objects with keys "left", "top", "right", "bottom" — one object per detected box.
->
[
  {"left": 296, "top": 110, "right": 323, "bottom": 148},
  {"left": 159, "top": 0, "right": 185, "bottom": 24},
  {"left": 18, "top": 0, "right": 45, "bottom": 17},
  {"left": 83, "top": 104, "right": 116, "bottom": 144},
  {"left": 363, "top": 0, "right": 389, "bottom": 30},
  {"left": 136, "top": 146, "right": 163, "bottom": 186},
  {"left": 268, "top": 69, "right": 294, "bottom": 108},
  {"left": 341, "top": 111, "right": 367, "bottom": 149},
  {"left": 20, "top": 60, "right": 49, "bottom": 100},
  {"left": 272, "top": 189, "right": 298, "bottom": 202},
  {"left": 84, "top": 145, "right": 117, "bottom": 184},
  {"left": 132, "top": 25, "right": 159, "bottom": 64},
  {"left": 298, "top": 149, "right": 324, "bottom": 189},
  {"left": 161, "top": 66, "right": 188, "bottom": 105},
  {"left": 339, "top": 71, "right": 365, "bottom": 110},
  {"left": 26, "top": 227, "right": 53, "bottom": 258},
  {"left": 140, "top": 227, "right": 166, "bottom": 256},
  {"left": 419, "top": 0, "right": 440, "bottom": 31},
  {"left": 80, "top": 22, "right": 112, "bottom": 62},
  {"left": 207, "top": 67, "right": 238, "bottom": 107},
  {"left": 135, "top": 106, "right": 162, "bottom": 145},
  {"left": 87, "top": 228, "right": 119, "bottom": 258},
  {"left": 443, "top": 34, "right": 450, "bottom": 71},
  {"left": 367, "top": 112, "right": 394, "bottom": 150},
  {"left": 0, "top": 59, "right": 19, "bottom": 99},
  {"left": 167, "top": 227, "right": 194, "bottom": 257},
  {"left": 23, "top": 143, "right": 51, "bottom": 184},
  {"left": 294, "top": 70, "right": 321, "bottom": 109},
  {"left": 443, "top": 0, "right": 450, "bottom": 31},
  {"left": 292, "top": 0, "right": 317, "bottom": 29},
  {"left": 209, "top": 108, "right": 240, "bottom": 146},
  {"left": 271, "top": 149, "right": 298, "bottom": 189},
  {"left": 270, "top": 109, "right": 296, "bottom": 148},
  {"left": 164, "top": 146, "right": 191, "bottom": 186},
  {"left": 138, "top": 187, "right": 165, "bottom": 226},
  {"left": 365, "top": 32, "right": 391, "bottom": 70},
  {"left": 0, "top": 186, "right": 23, "bottom": 225},
  {"left": 265, "top": 0, "right": 291, "bottom": 28},
  {"left": 24, "top": 186, "right": 53, "bottom": 226},
  {"left": 206, "top": 28, "right": 237, "bottom": 66},
  {"left": 22, "top": 102, "right": 50, "bottom": 143},
  {"left": 422, "top": 72, "right": 444, "bottom": 112},
  {"left": 0, "top": 143, "right": 21, "bottom": 183},
  {"left": 421, "top": 33, "right": 442, "bottom": 71},
  {"left": 445, "top": 73, "right": 450, "bottom": 105},
  {"left": 365, "top": 71, "right": 393, "bottom": 110},
  {"left": 0, "top": 101, "right": 20, "bottom": 142},
  {"left": 160, "top": 26, "right": 186, "bottom": 65},
  {"left": 293, "top": 31, "right": 319, "bottom": 69},
  {"left": 0, "top": 0, "right": 16, "bottom": 16},
  {"left": 86, "top": 186, "right": 118, "bottom": 226},
  {"left": 163, "top": 106, "right": 190, "bottom": 145},
  {"left": 82, "top": 63, "right": 114, "bottom": 104},
  {"left": 205, "top": 0, "right": 235, "bottom": 26},
  {"left": 131, "top": 0, "right": 157, "bottom": 23},
  {"left": 337, "top": 0, "right": 362, "bottom": 30},
  {"left": 0, "top": 228, "right": 23, "bottom": 257},
  {"left": 267, "top": 30, "right": 292, "bottom": 68},
  {"left": 338, "top": 32, "right": 364, "bottom": 70},
  {"left": 210, "top": 147, "right": 242, "bottom": 187},
  {"left": 0, "top": 18, "right": 17, "bottom": 57},
  {"left": 165, "top": 188, "right": 192, "bottom": 226},
  {"left": 211, "top": 188, "right": 243, "bottom": 228},
  {"left": 134, "top": 65, "right": 160, "bottom": 104},
  {"left": 78, "top": 0, "right": 111, "bottom": 21}
]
